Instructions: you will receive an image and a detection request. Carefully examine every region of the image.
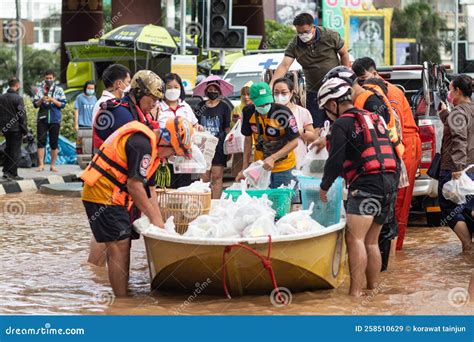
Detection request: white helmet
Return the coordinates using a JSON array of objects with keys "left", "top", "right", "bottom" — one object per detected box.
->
[{"left": 317, "top": 78, "right": 353, "bottom": 108}]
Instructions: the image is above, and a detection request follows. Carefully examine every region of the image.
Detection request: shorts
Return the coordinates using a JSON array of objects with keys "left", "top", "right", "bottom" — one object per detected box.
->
[
  {"left": 82, "top": 201, "right": 139, "bottom": 243},
  {"left": 438, "top": 170, "right": 474, "bottom": 233},
  {"left": 346, "top": 189, "right": 394, "bottom": 225},
  {"left": 37, "top": 121, "right": 60, "bottom": 149},
  {"left": 212, "top": 145, "right": 228, "bottom": 167}
]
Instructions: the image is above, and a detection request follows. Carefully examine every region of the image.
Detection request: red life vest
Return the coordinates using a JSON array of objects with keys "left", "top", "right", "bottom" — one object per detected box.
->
[
  {"left": 92, "top": 98, "right": 159, "bottom": 150},
  {"left": 340, "top": 108, "right": 397, "bottom": 185}
]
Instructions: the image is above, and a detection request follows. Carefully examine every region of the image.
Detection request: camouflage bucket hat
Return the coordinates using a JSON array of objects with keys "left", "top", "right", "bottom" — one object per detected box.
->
[{"left": 131, "top": 70, "right": 164, "bottom": 100}]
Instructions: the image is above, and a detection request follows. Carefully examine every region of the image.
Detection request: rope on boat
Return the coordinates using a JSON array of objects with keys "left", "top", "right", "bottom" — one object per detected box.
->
[{"left": 221, "top": 235, "right": 286, "bottom": 304}]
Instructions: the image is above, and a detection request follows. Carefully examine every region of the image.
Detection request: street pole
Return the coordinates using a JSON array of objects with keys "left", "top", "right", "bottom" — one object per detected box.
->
[
  {"left": 454, "top": 0, "right": 459, "bottom": 74},
  {"left": 16, "top": 0, "right": 23, "bottom": 96},
  {"left": 180, "top": 0, "right": 186, "bottom": 55}
]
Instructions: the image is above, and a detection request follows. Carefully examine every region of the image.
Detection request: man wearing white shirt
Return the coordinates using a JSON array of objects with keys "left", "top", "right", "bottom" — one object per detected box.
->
[{"left": 92, "top": 64, "right": 132, "bottom": 121}]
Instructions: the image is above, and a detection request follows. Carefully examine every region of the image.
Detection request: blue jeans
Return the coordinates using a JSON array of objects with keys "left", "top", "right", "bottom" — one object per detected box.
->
[
  {"left": 270, "top": 168, "right": 296, "bottom": 189},
  {"left": 306, "top": 90, "right": 329, "bottom": 128}
]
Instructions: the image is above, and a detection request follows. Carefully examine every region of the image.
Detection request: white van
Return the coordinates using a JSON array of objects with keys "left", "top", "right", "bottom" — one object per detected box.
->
[{"left": 223, "top": 53, "right": 302, "bottom": 105}]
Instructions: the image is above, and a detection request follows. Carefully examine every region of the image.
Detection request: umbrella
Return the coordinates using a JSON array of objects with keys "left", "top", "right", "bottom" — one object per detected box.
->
[
  {"left": 99, "top": 24, "right": 177, "bottom": 54},
  {"left": 166, "top": 28, "right": 200, "bottom": 55},
  {"left": 193, "top": 75, "right": 234, "bottom": 97}
]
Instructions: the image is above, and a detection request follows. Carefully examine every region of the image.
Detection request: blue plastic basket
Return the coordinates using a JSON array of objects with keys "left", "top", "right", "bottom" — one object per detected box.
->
[{"left": 298, "top": 176, "right": 343, "bottom": 227}]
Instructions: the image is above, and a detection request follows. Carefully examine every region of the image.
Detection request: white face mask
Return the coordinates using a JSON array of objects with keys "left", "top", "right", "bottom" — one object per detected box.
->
[
  {"left": 165, "top": 88, "right": 181, "bottom": 101},
  {"left": 298, "top": 31, "right": 314, "bottom": 43},
  {"left": 274, "top": 94, "right": 290, "bottom": 105},
  {"left": 119, "top": 81, "right": 130, "bottom": 95},
  {"left": 256, "top": 104, "right": 271, "bottom": 115}
]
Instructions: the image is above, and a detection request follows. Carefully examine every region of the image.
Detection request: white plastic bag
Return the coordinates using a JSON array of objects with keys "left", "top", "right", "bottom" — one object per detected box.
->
[
  {"left": 224, "top": 120, "right": 245, "bottom": 155},
  {"left": 242, "top": 214, "right": 278, "bottom": 237},
  {"left": 192, "top": 131, "right": 219, "bottom": 171},
  {"left": 300, "top": 121, "right": 330, "bottom": 177},
  {"left": 171, "top": 144, "right": 207, "bottom": 174},
  {"left": 442, "top": 165, "right": 474, "bottom": 204},
  {"left": 275, "top": 203, "right": 324, "bottom": 235},
  {"left": 177, "top": 180, "right": 211, "bottom": 193},
  {"left": 243, "top": 160, "right": 271, "bottom": 189}
]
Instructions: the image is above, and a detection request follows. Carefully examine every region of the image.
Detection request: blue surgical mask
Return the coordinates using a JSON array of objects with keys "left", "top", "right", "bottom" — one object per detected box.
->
[
  {"left": 256, "top": 104, "right": 271, "bottom": 115},
  {"left": 86, "top": 89, "right": 95, "bottom": 96}
]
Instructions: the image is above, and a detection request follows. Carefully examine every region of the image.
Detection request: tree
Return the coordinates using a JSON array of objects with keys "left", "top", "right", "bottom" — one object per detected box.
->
[
  {"left": 0, "top": 44, "right": 60, "bottom": 96},
  {"left": 264, "top": 20, "right": 296, "bottom": 50},
  {"left": 391, "top": 2, "right": 447, "bottom": 63}
]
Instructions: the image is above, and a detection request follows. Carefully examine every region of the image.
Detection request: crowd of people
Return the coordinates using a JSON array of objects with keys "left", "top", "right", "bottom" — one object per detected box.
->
[{"left": 0, "top": 11, "right": 472, "bottom": 299}]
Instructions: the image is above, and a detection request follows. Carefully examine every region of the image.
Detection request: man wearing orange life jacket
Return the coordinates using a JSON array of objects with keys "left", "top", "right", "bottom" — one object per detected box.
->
[
  {"left": 318, "top": 78, "right": 397, "bottom": 297},
  {"left": 81, "top": 117, "right": 193, "bottom": 297},
  {"left": 353, "top": 57, "right": 422, "bottom": 251},
  {"left": 88, "top": 70, "right": 164, "bottom": 268}
]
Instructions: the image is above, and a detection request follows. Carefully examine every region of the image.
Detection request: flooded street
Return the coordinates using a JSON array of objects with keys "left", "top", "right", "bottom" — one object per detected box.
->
[{"left": 0, "top": 193, "right": 472, "bottom": 315}]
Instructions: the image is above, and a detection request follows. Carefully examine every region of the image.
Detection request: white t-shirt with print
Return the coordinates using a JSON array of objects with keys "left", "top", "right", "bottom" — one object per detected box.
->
[{"left": 291, "top": 105, "right": 313, "bottom": 169}]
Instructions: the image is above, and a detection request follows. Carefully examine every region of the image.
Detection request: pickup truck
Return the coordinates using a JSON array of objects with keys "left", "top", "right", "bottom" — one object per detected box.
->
[{"left": 377, "top": 63, "right": 450, "bottom": 226}]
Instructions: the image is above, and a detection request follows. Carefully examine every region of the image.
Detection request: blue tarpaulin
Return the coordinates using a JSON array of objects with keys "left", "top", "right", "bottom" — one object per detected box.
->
[{"left": 45, "top": 135, "right": 77, "bottom": 165}]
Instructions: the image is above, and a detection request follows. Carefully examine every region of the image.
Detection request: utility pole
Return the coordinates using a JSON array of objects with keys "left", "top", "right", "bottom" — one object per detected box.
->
[
  {"left": 454, "top": 0, "right": 459, "bottom": 74},
  {"left": 16, "top": 0, "right": 23, "bottom": 96},
  {"left": 180, "top": 0, "right": 186, "bottom": 55}
]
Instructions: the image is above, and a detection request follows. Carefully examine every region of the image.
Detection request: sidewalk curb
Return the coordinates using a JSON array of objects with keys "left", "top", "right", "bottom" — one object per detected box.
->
[{"left": 0, "top": 171, "right": 83, "bottom": 195}]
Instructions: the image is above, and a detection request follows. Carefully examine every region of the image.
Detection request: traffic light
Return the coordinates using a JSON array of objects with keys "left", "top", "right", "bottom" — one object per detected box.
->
[{"left": 205, "top": 0, "right": 247, "bottom": 49}]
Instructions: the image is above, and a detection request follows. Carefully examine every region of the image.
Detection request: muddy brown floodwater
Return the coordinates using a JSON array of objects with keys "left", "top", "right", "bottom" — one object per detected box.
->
[{"left": 0, "top": 193, "right": 472, "bottom": 315}]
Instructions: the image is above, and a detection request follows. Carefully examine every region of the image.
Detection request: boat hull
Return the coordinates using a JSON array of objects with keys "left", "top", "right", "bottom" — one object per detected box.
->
[{"left": 141, "top": 225, "right": 347, "bottom": 296}]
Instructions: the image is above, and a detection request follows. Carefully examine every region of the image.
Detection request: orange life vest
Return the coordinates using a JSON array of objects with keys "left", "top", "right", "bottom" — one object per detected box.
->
[
  {"left": 354, "top": 84, "right": 404, "bottom": 158},
  {"left": 82, "top": 121, "right": 161, "bottom": 209}
]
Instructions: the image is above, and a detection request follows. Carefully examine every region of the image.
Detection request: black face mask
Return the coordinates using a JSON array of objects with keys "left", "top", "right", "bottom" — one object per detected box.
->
[
  {"left": 45, "top": 80, "right": 54, "bottom": 87},
  {"left": 206, "top": 91, "right": 219, "bottom": 100}
]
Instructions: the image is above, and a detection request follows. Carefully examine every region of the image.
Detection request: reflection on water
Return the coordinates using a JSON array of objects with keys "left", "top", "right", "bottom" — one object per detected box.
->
[{"left": 0, "top": 193, "right": 472, "bottom": 315}]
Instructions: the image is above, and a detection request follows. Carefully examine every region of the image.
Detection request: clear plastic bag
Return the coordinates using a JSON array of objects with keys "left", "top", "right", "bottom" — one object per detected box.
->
[
  {"left": 243, "top": 160, "right": 271, "bottom": 189},
  {"left": 171, "top": 144, "right": 207, "bottom": 174},
  {"left": 442, "top": 165, "right": 474, "bottom": 204},
  {"left": 224, "top": 120, "right": 245, "bottom": 155},
  {"left": 242, "top": 214, "right": 278, "bottom": 237},
  {"left": 300, "top": 121, "right": 330, "bottom": 177},
  {"left": 275, "top": 203, "right": 324, "bottom": 235}
]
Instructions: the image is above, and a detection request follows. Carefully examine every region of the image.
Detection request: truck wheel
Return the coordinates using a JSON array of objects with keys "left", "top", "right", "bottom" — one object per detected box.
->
[{"left": 423, "top": 197, "right": 442, "bottom": 227}]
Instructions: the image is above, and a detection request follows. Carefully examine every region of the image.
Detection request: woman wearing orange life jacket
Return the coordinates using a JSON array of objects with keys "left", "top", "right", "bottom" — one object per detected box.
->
[
  {"left": 353, "top": 57, "right": 421, "bottom": 251},
  {"left": 81, "top": 117, "right": 194, "bottom": 297}
]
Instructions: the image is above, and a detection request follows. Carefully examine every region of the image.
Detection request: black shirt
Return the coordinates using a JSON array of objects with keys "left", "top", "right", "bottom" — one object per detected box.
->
[
  {"left": 0, "top": 88, "right": 27, "bottom": 134},
  {"left": 320, "top": 109, "right": 396, "bottom": 194},
  {"left": 125, "top": 132, "right": 157, "bottom": 186},
  {"left": 197, "top": 101, "right": 231, "bottom": 147}
]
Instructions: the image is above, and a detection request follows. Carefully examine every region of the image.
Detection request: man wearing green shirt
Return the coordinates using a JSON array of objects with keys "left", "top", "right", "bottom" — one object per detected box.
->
[{"left": 270, "top": 13, "right": 350, "bottom": 132}]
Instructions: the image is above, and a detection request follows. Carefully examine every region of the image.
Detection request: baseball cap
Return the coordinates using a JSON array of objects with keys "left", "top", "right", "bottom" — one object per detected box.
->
[{"left": 250, "top": 82, "right": 274, "bottom": 107}]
